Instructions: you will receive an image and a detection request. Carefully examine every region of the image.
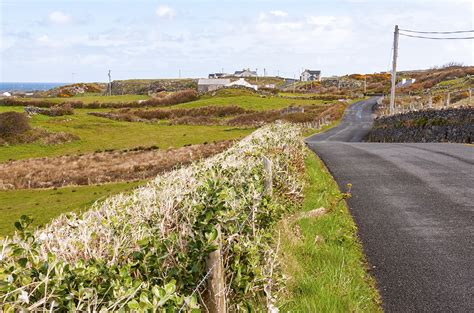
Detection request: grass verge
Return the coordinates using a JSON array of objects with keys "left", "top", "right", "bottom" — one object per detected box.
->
[
  {"left": 278, "top": 150, "right": 381, "bottom": 312},
  {"left": 0, "top": 181, "right": 143, "bottom": 236}
]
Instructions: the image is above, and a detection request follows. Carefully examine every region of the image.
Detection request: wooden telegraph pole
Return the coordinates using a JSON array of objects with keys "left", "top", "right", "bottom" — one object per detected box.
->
[
  {"left": 108, "top": 70, "right": 112, "bottom": 96},
  {"left": 390, "top": 25, "right": 399, "bottom": 115}
]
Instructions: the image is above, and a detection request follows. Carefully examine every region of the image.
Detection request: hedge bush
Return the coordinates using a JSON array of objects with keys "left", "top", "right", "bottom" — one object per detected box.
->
[
  {"left": 0, "top": 112, "right": 30, "bottom": 138},
  {"left": 0, "top": 122, "right": 305, "bottom": 311}
]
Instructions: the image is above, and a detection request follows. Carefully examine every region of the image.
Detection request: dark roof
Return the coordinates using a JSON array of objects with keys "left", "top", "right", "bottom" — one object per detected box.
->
[
  {"left": 303, "top": 70, "right": 321, "bottom": 75},
  {"left": 234, "top": 70, "right": 257, "bottom": 75}
]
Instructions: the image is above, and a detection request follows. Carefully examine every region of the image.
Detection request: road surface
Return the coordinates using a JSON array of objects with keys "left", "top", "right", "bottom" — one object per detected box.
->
[{"left": 306, "top": 97, "right": 474, "bottom": 312}]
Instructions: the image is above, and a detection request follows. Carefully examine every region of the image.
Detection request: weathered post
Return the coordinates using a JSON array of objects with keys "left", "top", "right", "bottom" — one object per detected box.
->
[
  {"left": 428, "top": 94, "right": 433, "bottom": 108},
  {"left": 263, "top": 156, "right": 273, "bottom": 196},
  {"left": 205, "top": 225, "right": 226, "bottom": 313},
  {"left": 446, "top": 92, "right": 450, "bottom": 107},
  {"left": 469, "top": 89, "right": 472, "bottom": 105}
]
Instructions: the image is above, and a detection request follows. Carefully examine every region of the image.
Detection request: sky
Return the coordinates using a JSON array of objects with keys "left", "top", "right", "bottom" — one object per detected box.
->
[{"left": 0, "top": 0, "right": 473, "bottom": 82}]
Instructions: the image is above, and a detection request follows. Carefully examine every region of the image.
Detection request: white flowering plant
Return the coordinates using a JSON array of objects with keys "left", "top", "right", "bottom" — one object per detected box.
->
[{"left": 0, "top": 122, "right": 306, "bottom": 311}]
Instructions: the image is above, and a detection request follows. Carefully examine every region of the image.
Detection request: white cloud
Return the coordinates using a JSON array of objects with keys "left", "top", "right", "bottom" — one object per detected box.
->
[
  {"left": 270, "top": 10, "right": 288, "bottom": 17},
  {"left": 156, "top": 5, "right": 176, "bottom": 19},
  {"left": 306, "top": 16, "right": 337, "bottom": 27},
  {"left": 48, "top": 11, "right": 72, "bottom": 24}
]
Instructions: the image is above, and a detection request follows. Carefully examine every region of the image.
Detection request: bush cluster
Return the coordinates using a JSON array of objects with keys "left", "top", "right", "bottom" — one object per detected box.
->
[
  {"left": 0, "top": 111, "right": 31, "bottom": 138},
  {"left": 25, "top": 104, "right": 74, "bottom": 116},
  {"left": 140, "top": 89, "right": 198, "bottom": 107}
]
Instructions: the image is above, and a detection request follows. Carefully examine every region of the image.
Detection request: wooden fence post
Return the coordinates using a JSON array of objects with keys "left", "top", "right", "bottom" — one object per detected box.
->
[
  {"left": 263, "top": 156, "right": 273, "bottom": 197},
  {"left": 446, "top": 92, "right": 450, "bottom": 107},
  {"left": 469, "top": 89, "right": 472, "bottom": 105},
  {"left": 428, "top": 94, "right": 433, "bottom": 108},
  {"left": 205, "top": 225, "right": 226, "bottom": 313}
]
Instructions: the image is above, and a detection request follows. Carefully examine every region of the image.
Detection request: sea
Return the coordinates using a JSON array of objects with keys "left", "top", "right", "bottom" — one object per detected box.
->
[{"left": 0, "top": 82, "right": 68, "bottom": 93}]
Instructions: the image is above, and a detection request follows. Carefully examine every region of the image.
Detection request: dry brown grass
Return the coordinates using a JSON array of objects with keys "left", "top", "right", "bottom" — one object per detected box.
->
[{"left": 0, "top": 141, "right": 233, "bottom": 189}]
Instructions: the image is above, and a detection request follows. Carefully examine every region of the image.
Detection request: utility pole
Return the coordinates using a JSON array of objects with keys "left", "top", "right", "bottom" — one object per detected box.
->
[
  {"left": 71, "top": 72, "right": 76, "bottom": 84},
  {"left": 363, "top": 75, "right": 367, "bottom": 94},
  {"left": 179, "top": 69, "right": 181, "bottom": 79},
  {"left": 390, "top": 25, "right": 399, "bottom": 115},
  {"left": 108, "top": 70, "right": 112, "bottom": 96}
]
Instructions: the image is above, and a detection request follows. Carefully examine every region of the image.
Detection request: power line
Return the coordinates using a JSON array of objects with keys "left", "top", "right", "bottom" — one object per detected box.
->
[
  {"left": 399, "top": 33, "right": 474, "bottom": 40},
  {"left": 399, "top": 29, "right": 474, "bottom": 34}
]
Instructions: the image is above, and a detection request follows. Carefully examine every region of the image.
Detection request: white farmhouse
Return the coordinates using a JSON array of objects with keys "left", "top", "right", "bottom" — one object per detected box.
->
[
  {"left": 396, "top": 78, "right": 416, "bottom": 88},
  {"left": 300, "top": 69, "right": 321, "bottom": 82}
]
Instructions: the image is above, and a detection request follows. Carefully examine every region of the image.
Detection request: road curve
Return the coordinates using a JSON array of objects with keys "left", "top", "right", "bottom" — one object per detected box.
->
[{"left": 306, "top": 98, "right": 474, "bottom": 312}]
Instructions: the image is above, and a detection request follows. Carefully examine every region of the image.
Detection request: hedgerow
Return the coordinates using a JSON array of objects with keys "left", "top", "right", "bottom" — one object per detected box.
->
[{"left": 0, "top": 122, "right": 305, "bottom": 311}]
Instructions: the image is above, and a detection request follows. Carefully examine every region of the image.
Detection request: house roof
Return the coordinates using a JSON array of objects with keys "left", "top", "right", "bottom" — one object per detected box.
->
[
  {"left": 198, "top": 78, "right": 231, "bottom": 85},
  {"left": 303, "top": 70, "right": 321, "bottom": 75},
  {"left": 234, "top": 70, "right": 257, "bottom": 75},
  {"left": 226, "top": 78, "right": 258, "bottom": 90}
]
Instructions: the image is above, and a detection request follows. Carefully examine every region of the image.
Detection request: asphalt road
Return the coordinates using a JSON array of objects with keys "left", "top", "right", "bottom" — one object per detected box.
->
[{"left": 306, "top": 97, "right": 474, "bottom": 312}]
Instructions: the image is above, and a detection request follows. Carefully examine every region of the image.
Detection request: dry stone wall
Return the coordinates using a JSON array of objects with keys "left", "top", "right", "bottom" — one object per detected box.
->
[{"left": 367, "top": 107, "right": 473, "bottom": 143}]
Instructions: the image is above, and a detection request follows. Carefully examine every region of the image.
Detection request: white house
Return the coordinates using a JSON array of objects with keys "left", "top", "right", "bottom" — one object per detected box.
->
[
  {"left": 226, "top": 78, "right": 258, "bottom": 90},
  {"left": 300, "top": 69, "right": 321, "bottom": 82},
  {"left": 396, "top": 78, "right": 416, "bottom": 88},
  {"left": 197, "top": 78, "right": 231, "bottom": 92},
  {"left": 1, "top": 92, "right": 12, "bottom": 97},
  {"left": 234, "top": 68, "right": 257, "bottom": 78}
]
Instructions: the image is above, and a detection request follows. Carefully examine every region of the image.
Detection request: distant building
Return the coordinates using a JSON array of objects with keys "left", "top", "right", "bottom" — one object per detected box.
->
[
  {"left": 300, "top": 69, "right": 321, "bottom": 82},
  {"left": 1, "top": 92, "right": 12, "bottom": 97},
  {"left": 396, "top": 78, "right": 416, "bottom": 88},
  {"left": 197, "top": 78, "right": 231, "bottom": 92},
  {"left": 234, "top": 68, "right": 258, "bottom": 78},
  {"left": 226, "top": 78, "right": 258, "bottom": 90},
  {"left": 208, "top": 73, "right": 228, "bottom": 79}
]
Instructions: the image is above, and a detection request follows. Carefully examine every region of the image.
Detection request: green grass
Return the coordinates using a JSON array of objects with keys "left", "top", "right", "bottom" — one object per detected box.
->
[
  {"left": 278, "top": 151, "right": 381, "bottom": 312},
  {"left": 0, "top": 181, "right": 143, "bottom": 237},
  {"left": 21, "top": 94, "right": 150, "bottom": 104},
  {"left": 0, "top": 106, "right": 253, "bottom": 162},
  {"left": 278, "top": 92, "right": 320, "bottom": 98},
  {"left": 172, "top": 95, "right": 332, "bottom": 111}
]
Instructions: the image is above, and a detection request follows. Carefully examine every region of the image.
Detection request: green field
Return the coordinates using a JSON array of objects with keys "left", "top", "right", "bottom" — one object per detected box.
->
[
  {"left": 0, "top": 91, "right": 347, "bottom": 161},
  {"left": 172, "top": 94, "right": 332, "bottom": 111},
  {"left": 21, "top": 94, "right": 150, "bottom": 104},
  {"left": 0, "top": 106, "right": 253, "bottom": 162},
  {"left": 0, "top": 181, "right": 143, "bottom": 237},
  {"left": 279, "top": 151, "right": 381, "bottom": 312}
]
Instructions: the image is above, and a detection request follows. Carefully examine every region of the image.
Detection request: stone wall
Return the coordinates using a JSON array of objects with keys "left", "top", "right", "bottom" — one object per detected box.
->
[{"left": 367, "top": 107, "right": 473, "bottom": 143}]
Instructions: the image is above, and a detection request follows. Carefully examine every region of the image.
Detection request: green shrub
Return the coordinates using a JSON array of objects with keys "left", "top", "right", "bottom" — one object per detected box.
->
[
  {"left": 0, "top": 111, "right": 31, "bottom": 138},
  {"left": 0, "top": 123, "right": 305, "bottom": 311}
]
